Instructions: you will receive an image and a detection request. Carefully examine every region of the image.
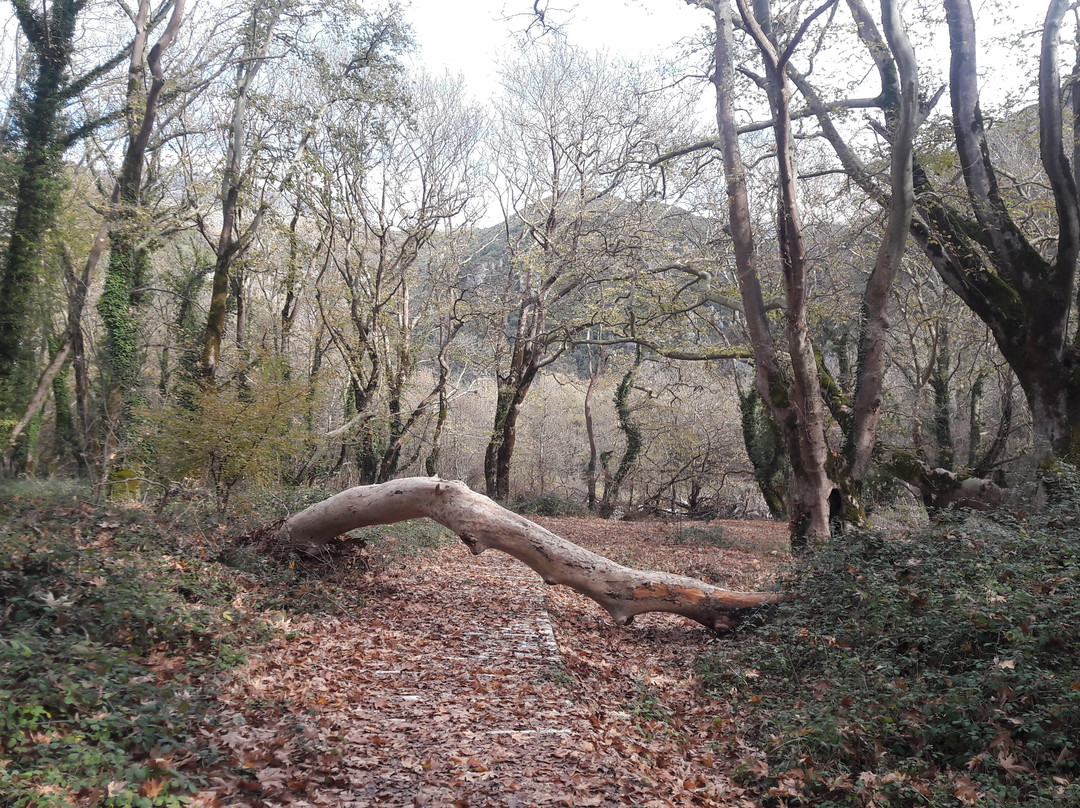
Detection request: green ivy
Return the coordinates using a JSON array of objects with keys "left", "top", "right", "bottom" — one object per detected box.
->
[
  {"left": 0, "top": 490, "right": 266, "bottom": 805},
  {"left": 699, "top": 467, "right": 1080, "bottom": 806}
]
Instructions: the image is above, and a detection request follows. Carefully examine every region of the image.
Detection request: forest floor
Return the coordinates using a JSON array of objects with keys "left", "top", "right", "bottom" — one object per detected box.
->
[
  {"left": 9, "top": 490, "right": 1078, "bottom": 806},
  {"left": 190, "top": 516, "right": 790, "bottom": 807}
]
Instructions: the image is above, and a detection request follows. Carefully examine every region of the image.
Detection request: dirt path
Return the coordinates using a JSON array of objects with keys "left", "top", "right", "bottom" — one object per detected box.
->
[{"left": 192, "top": 518, "right": 787, "bottom": 807}]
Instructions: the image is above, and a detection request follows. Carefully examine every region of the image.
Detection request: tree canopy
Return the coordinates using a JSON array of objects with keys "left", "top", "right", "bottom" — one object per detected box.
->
[{"left": 0, "top": 0, "right": 1070, "bottom": 535}]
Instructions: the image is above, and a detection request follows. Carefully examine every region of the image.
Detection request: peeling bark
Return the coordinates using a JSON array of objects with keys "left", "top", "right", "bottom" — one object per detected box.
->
[{"left": 274, "top": 477, "right": 783, "bottom": 632}]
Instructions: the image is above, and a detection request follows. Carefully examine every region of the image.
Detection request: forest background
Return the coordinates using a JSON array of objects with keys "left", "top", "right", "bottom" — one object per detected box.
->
[
  {"left": 0, "top": 0, "right": 1066, "bottom": 535},
  {"left": 2, "top": 0, "right": 1080, "bottom": 804}
]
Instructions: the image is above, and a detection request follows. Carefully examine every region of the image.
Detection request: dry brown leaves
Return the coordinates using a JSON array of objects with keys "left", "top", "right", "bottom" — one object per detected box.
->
[{"left": 189, "top": 518, "right": 789, "bottom": 807}]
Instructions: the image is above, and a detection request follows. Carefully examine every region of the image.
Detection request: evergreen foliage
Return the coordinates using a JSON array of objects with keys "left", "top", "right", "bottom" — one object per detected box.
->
[
  {"left": 0, "top": 485, "right": 263, "bottom": 805},
  {"left": 0, "top": 0, "right": 84, "bottom": 406},
  {"left": 699, "top": 468, "right": 1080, "bottom": 806}
]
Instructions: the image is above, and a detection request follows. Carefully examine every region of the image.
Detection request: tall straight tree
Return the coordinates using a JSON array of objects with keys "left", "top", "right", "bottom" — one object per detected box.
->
[
  {"left": 693, "top": 0, "right": 834, "bottom": 543},
  {"left": 97, "top": 0, "right": 187, "bottom": 445}
]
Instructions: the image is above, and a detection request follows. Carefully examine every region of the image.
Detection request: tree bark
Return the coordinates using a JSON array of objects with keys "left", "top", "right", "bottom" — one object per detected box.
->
[
  {"left": 584, "top": 349, "right": 603, "bottom": 512},
  {"left": 599, "top": 353, "right": 642, "bottom": 518},
  {"left": 0, "top": 0, "right": 139, "bottom": 406},
  {"left": 705, "top": 0, "right": 834, "bottom": 546},
  {"left": 3, "top": 234, "right": 101, "bottom": 459},
  {"left": 0, "top": 0, "right": 81, "bottom": 398},
  {"left": 274, "top": 477, "right": 783, "bottom": 632},
  {"left": 907, "top": 0, "right": 1080, "bottom": 465},
  {"left": 485, "top": 351, "right": 542, "bottom": 501},
  {"left": 846, "top": 0, "right": 919, "bottom": 486},
  {"left": 97, "top": 0, "right": 186, "bottom": 438},
  {"left": 880, "top": 448, "right": 1018, "bottom": 510},
  {"left": 201, "top": 0, "right": 287, "bottom": 380}
]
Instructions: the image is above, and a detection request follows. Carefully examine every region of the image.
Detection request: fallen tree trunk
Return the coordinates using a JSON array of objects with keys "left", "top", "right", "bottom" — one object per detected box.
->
[
  {"left": 879, "top": 448, "right": 1021, "bottom": 510},
  {"left": 274, "top": 477, "right": 784, "bottom": 632}
]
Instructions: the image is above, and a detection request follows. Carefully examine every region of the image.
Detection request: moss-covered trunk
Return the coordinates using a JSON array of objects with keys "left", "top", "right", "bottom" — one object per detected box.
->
[
  {"left": 0, "top": 0, "right": 79, "bottom": 407},
  {"left": 599, "top": 355, "right": 642, "bottom": 518}
]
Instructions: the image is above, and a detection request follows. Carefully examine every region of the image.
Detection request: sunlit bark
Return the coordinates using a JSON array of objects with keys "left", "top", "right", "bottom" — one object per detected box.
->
[{"left": 275, "top": 477, "right": 783, "bottom": 632}]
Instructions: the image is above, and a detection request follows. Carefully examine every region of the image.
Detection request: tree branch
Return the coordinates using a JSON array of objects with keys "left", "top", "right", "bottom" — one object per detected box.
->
[{"left": 275, "top": 478, "right": 783, "bottom": 631}]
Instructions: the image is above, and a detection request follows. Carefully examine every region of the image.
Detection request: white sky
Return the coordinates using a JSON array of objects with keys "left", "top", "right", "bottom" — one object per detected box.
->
[
  {"left": 401, "top": 0, "right": 1049, "bottom": 108},
  {"left": 400, "top": 0, "right": 711, "bottom": 102}
]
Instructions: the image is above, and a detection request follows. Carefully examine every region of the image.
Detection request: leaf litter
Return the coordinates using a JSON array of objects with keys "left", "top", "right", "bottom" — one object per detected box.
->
[{"left": 190, "top": 516, "right": 789, "bottom": 807}]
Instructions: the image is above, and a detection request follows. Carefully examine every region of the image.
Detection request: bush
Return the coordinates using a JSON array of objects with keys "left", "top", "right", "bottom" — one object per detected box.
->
[
  {"left": 138, "top": 361, "right": 313, "bottom": 512},
  {"left": 697, "top": 469, "right": 1080, "bottom": 807},
  {"left": 510, "top": 492, "right": 591, "bottom": 517}
]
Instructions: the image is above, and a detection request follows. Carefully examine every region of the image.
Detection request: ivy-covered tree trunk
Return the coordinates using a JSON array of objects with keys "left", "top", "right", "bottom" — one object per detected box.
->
[
  {"left": 484, "top": 362, "right": 539, "bottom": 502},
  {"left": 928, "top": 325, "right": 954, "bottom": 471},
  {"left": 424, "top": 319, "right": 463, "bottom": 478},
  {"left": 97, "top": 0, "right": 184, "bottom": 453},
  {"left": 599, "top": 353, "right": 642, "bottom": 518},
  {"left": 583, "top": 352, "right": 603, "bottom": 512},
  {"left": 48, "top": 334, "right": 79, "bottom": 463},
  {"left": 738, "top": 388, "right": 788, "bottom": 518},
  {"left": 0, "top": 0, "right": 81, "bottom": 408}
]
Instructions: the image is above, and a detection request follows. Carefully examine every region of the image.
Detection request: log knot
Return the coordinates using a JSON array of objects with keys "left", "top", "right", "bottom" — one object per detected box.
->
[{"left": 458, "top": 532, "right": 482, "bottom": 555}]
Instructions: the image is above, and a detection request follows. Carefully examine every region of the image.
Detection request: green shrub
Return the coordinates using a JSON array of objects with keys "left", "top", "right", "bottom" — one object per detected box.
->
[
  {"left": 698, "top": 470, "right": 1080, "bottom": 806},
  {"left": 138, "top": 362, "right": 313, "bottom": 512},
  {"left": 510, "top": 492, "right": 591, "bottom": 517}
]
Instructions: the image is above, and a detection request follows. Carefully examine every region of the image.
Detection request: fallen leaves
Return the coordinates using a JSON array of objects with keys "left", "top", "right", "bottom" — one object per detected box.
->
[{"left": 186, "top": 517, "right": 788, "bottom": 806}]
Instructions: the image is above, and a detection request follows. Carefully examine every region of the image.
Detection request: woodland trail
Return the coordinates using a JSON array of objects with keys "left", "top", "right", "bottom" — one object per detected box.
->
[{"left": 192, "top": 518, "right": 787, "bottom": 807}]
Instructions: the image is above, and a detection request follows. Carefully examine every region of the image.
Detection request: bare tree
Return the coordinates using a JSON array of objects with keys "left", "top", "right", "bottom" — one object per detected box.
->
[
  {"left": 481, "top": 41, "right": 678, "bottom": 500},
  {"left": 665, "top": 0, "right": 925, "bottom": 539},
  {"left": 311, "top": 75, "right": 484, "bottom": 483},
  {"left": 198, "top": 0, "right": 409, "bottom": 380}
]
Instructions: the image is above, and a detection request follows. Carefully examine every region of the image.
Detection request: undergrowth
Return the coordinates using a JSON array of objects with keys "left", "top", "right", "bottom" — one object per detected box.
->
[
  {"left": 673, "top": 524, "right": 733, "bottom": 547},
  {"left": 509, "top": 492, "right": 592, "bottom": 518},
  {"left": 699, "top": 469, "right": 1080, "bottom": 807},
  {"left": 0, "top": 480, "right": 373, "bottom": 806}
]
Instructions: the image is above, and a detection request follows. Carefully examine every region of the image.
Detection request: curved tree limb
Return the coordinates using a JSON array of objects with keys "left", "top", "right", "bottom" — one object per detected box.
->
[
  {"left": 274, "top": 477, "right": 784, "bottom": 632},
  {"left": 879, "top": 448, "right": 1018, "bottom": 510}
]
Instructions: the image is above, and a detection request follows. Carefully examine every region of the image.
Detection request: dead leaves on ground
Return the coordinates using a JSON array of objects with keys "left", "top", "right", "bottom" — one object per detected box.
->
[{"left": 188, "top": 517, "right": 789, "bottom": 807}]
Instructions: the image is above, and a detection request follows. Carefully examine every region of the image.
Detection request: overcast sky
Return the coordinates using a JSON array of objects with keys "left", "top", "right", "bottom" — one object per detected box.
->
[
  {"left": 400, "top": 0, "right": 710, "bottom": 102},
  {"left": 400, "top": 0, "right": 1050, "bottom": 109}
]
